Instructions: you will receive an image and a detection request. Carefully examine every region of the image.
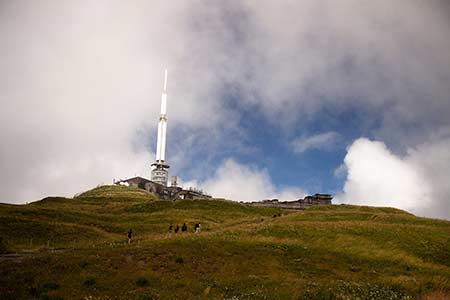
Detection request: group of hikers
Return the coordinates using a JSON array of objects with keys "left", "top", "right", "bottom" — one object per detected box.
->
[
  {"left": 126, "top": 211, "right": 285, "bottom": 244},
  {"left": 126, "top": 214, "right": 287, "bottom": 243},
  {"left": 169, "top": 223, "right": 201, "bottom": 234},
  {"left": 127, "top": 213, "right": 284, "bottom": 243},
  {"left": 126, "top": 222, "right": 202, "bottom": 244},
  {"left": 127, "top": 214, "right": 286, "bottom": 243}
]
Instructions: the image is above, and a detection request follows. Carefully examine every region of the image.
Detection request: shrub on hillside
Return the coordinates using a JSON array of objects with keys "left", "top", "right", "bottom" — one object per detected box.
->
[
  {"left": 136, "top": 277, "right": 149, "bottom": 287},
  {"left": 83, "top": 277, "right": 96, "bottom": 287},
  {"left": 175, "top": 257, "right": 184, "bottom": 264},
  {"left": 0, "top": 237, "right": 8, "bottom": 254},
  {"left": 79, "top": 261, "right": 89, "bottom": 268},
  {"left": 41, "top": 282, "right": 59, "bottom": 291}
]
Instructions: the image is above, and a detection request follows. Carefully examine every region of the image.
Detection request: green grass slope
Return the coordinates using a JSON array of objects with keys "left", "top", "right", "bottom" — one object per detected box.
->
[{"left": 1, "top": 185, "right": 449, "bottom": 300}]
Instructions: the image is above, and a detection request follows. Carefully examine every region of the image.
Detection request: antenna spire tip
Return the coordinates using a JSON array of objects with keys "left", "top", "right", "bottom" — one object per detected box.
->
[{"left": 163, "top": 69, "right": 168, "bottom": 91}]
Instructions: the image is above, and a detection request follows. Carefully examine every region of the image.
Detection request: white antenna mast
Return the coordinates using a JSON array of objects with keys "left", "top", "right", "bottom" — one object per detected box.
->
[
  {"left": 151, "top": 69, "right": 170, "bottom": 186},
  {"left": 163, "top": 69, "right": 168, "bottom": 92}
]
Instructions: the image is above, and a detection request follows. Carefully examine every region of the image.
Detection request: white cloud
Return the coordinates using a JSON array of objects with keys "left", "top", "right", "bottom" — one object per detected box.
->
[
  {"left": 291, "top": 132, "right": 340, "bottom": 154},
  {"left": 201, "top": 159, "right": 306, "bottom": 202},
  {"left": 337, "top": 137, "right": 450, "bottom": 219},
  {"left": 406, "top": 134, "right": 450, "bottom": 219},
  {"left": 0, "top": 1, "right": 224, "bottom": 203},
  {"left": 333, "top": 164, "right": 347, "bottom": 178}
]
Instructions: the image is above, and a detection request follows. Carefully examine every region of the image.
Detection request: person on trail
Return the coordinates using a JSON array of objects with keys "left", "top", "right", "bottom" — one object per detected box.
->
[
  {"left": 194, "top": 223, "right": 201, "bottom": 234},
  {"left": 127, "top": 229, "right": 132, "bottom": 244},
  {"left": 169, "top": 225, "right": 173, "bottom": 233},
  {"left": 181, "top": 223, "right": 187, "bottom": 232},
  {"left": 174, "top": 224, "right": 180, "bottom": 233}
]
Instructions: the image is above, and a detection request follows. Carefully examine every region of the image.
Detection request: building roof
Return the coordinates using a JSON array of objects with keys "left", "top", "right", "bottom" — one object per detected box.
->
[{"left": 117, "top": 176, "right": 164, "bottom": 188}]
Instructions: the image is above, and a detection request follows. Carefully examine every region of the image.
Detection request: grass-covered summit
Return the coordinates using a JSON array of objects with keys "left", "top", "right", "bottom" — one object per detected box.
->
[{"left": 1, "top": 185, "right": 449, "bottom": 300}]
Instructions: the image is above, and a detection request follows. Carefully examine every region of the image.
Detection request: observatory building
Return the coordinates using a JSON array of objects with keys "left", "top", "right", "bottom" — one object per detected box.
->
[{"left": 115, "top": 70, "right": 211, "bottom": 200}]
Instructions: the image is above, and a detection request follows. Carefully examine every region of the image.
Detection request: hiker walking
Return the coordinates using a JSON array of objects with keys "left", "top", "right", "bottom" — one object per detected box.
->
[
  {"left": 181, "top": 223, "right": 187, "bottom": 233},
  {"left": 194, "top": 223, "right": 201, "bottom": 234},
  {"left": 169, "top": 224, "right": 173, "bottom": 233},
  {"left": 127, "top": 229, "right": 132, "bottom": 244},
  {"left": 174, "top": 224, "right": 180, "bottom": 233}
]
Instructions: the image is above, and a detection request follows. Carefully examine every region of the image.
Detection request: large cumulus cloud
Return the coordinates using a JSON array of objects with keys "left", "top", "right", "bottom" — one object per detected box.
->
[
  {"left": 336, "top": 139, "right": 430, "bottom": 211},
  {"left": 337, "top": 136, "right": 450, "bottom": 219}
]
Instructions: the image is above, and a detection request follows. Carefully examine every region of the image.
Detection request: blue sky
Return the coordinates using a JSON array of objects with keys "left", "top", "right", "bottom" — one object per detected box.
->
[
  {"left": 166, "top": 82, "right": 385, "bottom": 197},
  {"left": 0, "top": 1, "right": 449, "bottom": 220}
]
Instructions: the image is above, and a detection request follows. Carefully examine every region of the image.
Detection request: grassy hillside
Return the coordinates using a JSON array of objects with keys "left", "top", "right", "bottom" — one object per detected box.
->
[{"left": 1, "top": 185, "right": 449, "bottom": 300}]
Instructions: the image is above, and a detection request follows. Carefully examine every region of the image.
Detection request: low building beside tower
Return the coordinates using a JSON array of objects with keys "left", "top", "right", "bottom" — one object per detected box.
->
[
  {"left": 114, "top": 176, "right": 210, "bottom": 200},
  {"left": 249, "top": 194, "right": 333, "bottom": 210}
]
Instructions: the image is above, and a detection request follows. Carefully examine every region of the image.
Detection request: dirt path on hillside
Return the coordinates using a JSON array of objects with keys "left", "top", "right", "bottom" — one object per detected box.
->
[
  {"left": 0, "top": 253, "right": 32, "bottom": 263},
  {"left": 0, "top": 249, "right": 68, "bottom": 263}
]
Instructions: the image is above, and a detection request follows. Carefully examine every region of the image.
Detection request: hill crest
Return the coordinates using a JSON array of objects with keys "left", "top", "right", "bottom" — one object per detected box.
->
[{"left": 1, "top": 185, "right": 449, "bottom": 300}]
